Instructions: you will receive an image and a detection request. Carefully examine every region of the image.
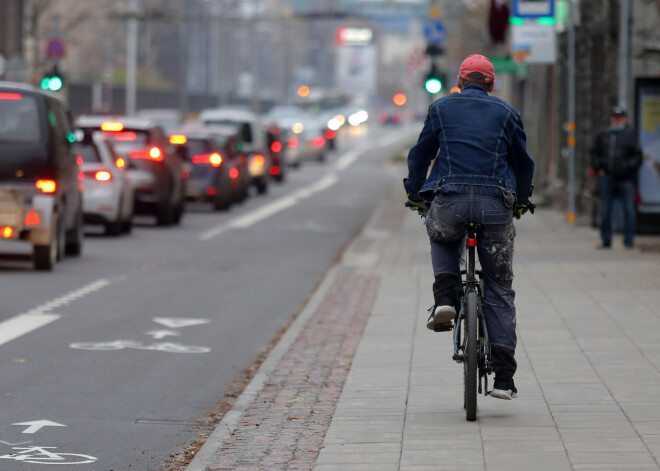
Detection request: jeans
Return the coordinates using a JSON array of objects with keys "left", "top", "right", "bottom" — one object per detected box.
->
[
  {"left": 426, "top": 184, "right": 517, "bottom": 354},
  {"left": 599, "top": 175, "right": 636, "bottom": 247}
]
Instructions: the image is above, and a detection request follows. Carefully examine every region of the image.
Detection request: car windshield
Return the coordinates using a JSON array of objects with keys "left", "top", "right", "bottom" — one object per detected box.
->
[
  {"left": 178, "top": 139, "right": 208, "bottom": 162},
  {"left": 0, "top": 94, "right": 42, "bottom": 143},
  {"left": 104, "top": 130, "right": 151, "bottom": 157}
]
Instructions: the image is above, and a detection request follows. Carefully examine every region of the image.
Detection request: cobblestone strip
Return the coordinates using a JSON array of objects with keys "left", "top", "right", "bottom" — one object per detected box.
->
[{"left": 209, "top": 272, "right": 380, "bottom": 471}]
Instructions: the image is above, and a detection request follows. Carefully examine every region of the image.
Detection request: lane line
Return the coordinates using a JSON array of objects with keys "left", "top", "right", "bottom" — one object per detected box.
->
[
  {"left": 198, "top": 128, "right": 416, "bottom": 242},
  {"left": 0, "top": 278, "right": 113, "bottom": 348}
]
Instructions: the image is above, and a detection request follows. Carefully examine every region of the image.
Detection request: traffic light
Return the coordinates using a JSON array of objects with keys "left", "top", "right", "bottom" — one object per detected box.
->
[
  {"left": 424, "top": 64, "right": 445, "bottom": 94},
  {"left": 41, "top": 63, "right": 64, "bottom": 92}
]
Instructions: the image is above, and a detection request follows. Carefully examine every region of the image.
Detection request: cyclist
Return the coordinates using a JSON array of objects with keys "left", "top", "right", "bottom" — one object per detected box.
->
[{"left": 404, "top": 54, "right": 535, "bottom": 400}]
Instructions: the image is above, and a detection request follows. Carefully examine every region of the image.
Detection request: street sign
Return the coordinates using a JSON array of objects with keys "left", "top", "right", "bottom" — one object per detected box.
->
[
  {"left": 512, "top": 0, "right": 555, "bottom": 18},
  {"left": 423, "top": 20, "right": 446, "bottom": 45},
  {"left": 46, "top": 37, "right": 66, "bottom": 60},
  {"left": 511, "top": 24, "right": 557, "bottom": 63}
]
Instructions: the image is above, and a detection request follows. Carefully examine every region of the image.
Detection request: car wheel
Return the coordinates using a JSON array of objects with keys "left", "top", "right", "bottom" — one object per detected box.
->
[
  {"left": 121, "top": 217, "right": 133, "bottom": 234},
  {"left": 65, "top": 209, "right": 84, "bottom": 255},
  {"left": 34, "top": 215, "right": 59, "bottom": 271},
  {"left": 156, "top": 203, "right": 174, "bottom": 226},
  {"left": 256, "top": 178, "right": 268, "bottom": 195}
]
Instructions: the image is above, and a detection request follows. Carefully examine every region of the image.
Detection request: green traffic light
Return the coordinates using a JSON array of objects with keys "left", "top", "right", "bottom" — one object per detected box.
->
[
  {"left": 48, "top": 76, "right": 63, "bottom": 91},
  {"left": 425, "top": 78, "right": 442, "bottom": 94}
]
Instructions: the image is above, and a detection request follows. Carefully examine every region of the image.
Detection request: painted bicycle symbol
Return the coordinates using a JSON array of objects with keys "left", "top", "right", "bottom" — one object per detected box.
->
[
  {"left": 69, "top": 340, "right": 210, "bottom": 353},
  {"left": 0, "top": 446, "right": 97, "bottom": 465}
]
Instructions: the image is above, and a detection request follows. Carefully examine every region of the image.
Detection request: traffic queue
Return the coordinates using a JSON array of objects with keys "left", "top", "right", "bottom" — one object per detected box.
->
[{"left": 0, "top": 80, "right": 356, "bottom": 271}]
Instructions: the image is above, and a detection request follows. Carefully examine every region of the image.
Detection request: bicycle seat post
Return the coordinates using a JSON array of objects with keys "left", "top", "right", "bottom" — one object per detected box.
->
[{"left": 465, "top": 224, "right": 478, "bottom": 288}]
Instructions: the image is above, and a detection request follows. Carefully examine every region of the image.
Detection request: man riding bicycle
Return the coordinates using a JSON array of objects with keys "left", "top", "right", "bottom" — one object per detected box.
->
[{"left": 404, "top": 54, "right": 535, "bottom": 400}]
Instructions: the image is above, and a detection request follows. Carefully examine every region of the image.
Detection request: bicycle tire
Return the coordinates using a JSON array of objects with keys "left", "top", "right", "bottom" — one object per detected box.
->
[{"left": 464, "top": 290, "right": 478, "bottom": 421}]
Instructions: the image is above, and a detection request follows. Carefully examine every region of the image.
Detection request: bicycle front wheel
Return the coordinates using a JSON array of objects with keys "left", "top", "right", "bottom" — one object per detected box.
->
[{"left": 464, "top": 290, "right": 478, "bottom": 421}]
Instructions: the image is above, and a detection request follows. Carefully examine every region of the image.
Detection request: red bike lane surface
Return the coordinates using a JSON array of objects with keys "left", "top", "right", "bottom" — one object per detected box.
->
[{"left": 208, "top": 271, "right": 379, "bottom": 470}]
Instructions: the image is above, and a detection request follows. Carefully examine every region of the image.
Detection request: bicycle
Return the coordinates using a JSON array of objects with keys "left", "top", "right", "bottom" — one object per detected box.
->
[{"left": 450, "top": 223, "right": 491, "bottom": 422}]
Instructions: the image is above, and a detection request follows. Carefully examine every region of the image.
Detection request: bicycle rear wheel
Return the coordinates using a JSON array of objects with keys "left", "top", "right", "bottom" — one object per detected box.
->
[{"left": 464, "top": 290, "right": 478, "bottom": 421}]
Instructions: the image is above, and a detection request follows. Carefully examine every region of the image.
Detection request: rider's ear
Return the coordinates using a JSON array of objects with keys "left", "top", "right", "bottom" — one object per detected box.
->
[{"left": 457, "top": 76, "right": 463, "bottom": 91}]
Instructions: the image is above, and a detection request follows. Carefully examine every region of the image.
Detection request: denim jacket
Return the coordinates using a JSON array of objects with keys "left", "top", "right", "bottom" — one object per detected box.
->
[{"left": 405, "top": 84, "right": 535, "bottom": 203}]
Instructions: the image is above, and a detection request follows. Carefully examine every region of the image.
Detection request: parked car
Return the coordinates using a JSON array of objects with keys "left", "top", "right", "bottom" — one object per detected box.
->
[
  {"left": 169, "top": 130, "right": 233, "bottom": 211},
  {"left": 0, "top": 81, "right": 84, "bottom": 270},
  {"left": 75, "top": 130, "right": 134, "bottom": 235},
  {"left": 76, "top": 115, "right": 186, "bottom": 226},
  {"left": 198, "top": 108, "right": 271, "bottom": 194}
]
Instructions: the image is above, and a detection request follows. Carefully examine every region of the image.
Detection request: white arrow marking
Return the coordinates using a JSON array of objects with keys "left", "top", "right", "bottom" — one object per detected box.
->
[
  {"left": 152, "top": 318, "right": 210, "bottom": 329},
  {"left": 12, "top": 420, "right": 66, "bottom": 434},
  {"left": 145, "top": 330, "right": 180, "bottom": 340}
]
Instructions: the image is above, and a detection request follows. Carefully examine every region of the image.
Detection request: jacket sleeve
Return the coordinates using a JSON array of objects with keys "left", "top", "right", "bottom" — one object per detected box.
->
[
  {"left": 589, "top": 132, "right": 605, "bottom": 170},
  {"left": 405, "top": 107, "right": 439, "bottom": 199},
  {"left": 509, "top": 114, "right": 535, "bottom": 201}
]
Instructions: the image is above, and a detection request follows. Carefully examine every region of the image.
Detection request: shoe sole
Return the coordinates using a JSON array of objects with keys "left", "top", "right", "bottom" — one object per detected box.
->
[
  {"left": 490, "top": 388, "right": 517, "bottom": 400},
  {"left": 426, "top": 306, "right": 456, "bottom": 330}
]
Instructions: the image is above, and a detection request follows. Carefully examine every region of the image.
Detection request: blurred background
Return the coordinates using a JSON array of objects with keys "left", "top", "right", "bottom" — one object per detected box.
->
[{"left": 1, "top": 0, "right": 660, "bottom": 220}]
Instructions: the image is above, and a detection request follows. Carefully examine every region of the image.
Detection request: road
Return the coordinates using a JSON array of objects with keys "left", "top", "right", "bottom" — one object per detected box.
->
[{"left": 0, "top": 123, "right": 417, "bottom": 470}]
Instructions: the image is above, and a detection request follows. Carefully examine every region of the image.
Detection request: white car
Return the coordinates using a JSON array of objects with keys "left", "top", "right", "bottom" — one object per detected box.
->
[{"left": 75, "top": 131, "right": 134, "bottom": 235}]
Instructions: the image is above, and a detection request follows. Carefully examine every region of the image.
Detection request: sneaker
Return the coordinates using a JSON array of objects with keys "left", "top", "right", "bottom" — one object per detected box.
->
[
  {"left": 596, "top": 243, "right": 611, "bottom": 250},
  {"left": 491, "top": 379, "right": 518, "bottom": 400},
  {"left": 426, "top": 305, "right": 456, "bottom": 331}
]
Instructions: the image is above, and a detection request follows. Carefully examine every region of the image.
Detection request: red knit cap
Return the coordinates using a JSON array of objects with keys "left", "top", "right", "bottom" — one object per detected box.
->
[{"left": 459, "top": 55, "right": 495, "bottom": 84}]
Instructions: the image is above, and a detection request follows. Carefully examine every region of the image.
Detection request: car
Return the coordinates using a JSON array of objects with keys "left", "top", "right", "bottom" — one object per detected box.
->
[
  {"left": 76, "top": 115, "right": 186, "bottom": 226},
  {"left": 198, "top": 108, "right": 271, "bottom": 194},
  {"left": 135, "top": 108, "right": 183, "bottom": 135},
  {"left": 0, "top": 81, "right": 84, "bottom": 270},
  {"left": 264, "top": 124, "right": 288, "bottom": 182},
  {"left": 378, "top": 107, "right": 404, "bottom": 125},
  {"left": 75, "top": 130, "right": 134, "bottom": 235},
  {"left": 168, "top": 130, "right": 234, "bottom": 211}
]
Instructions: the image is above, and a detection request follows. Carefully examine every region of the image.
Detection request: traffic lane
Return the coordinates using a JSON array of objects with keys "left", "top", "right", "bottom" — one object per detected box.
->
[{"left": 0, "top": 136, "right": 406, "bottom": 469}]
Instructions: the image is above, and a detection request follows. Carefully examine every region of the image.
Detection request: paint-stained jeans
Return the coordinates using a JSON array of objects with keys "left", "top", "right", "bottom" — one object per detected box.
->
[{"left": 426, "top": 184, "right": 517, "bottom": 351}]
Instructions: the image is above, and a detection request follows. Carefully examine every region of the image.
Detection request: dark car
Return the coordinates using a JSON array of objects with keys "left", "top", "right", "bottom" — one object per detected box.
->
[
  {"left": 76, "top": 115, "right": 186, "bottom": 226},
  {"left": 264, "top": 124, "right": 287, "bottom": 182},
  {"left": 0, "top": 81, "right": 84, "bottom": 270},
  {"left": 169, "top": 130, "right": 233, "bottom": 211}
]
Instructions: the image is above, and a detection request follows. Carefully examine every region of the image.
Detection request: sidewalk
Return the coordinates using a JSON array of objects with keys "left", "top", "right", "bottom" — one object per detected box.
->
[{"left": 187, "top": 182, "right": 660, "bottom": 471}]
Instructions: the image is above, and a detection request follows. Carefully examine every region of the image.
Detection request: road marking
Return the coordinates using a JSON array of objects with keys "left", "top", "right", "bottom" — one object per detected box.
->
[
  {"left": 0, "top": 314, "right": 61, "bottom": 348},
  {"left": 152, "top": 317, "right": 210, "bottom": 329},
  {"left": 0, "top": 278, "right": 113, "bottom": 348},
  {"left": 199, "top": 173, "right": 339, "bottom": 241},
  {"left": 12, "top": 420, "right": 66, "bottom": 434},
  {"left": 145, "top": 330, "right": 180, "bottom": 339}
]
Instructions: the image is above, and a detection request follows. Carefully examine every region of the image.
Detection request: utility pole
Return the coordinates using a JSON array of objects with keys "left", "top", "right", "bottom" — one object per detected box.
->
[
  {"left": 566, "top": 0, "right": 576, "bottom": 224},
  {"left": 125, "top": 0, "right": 138, "bottom": 115},
  {"left": 617, "top": 0, "right": 631, "bottom": 109}
]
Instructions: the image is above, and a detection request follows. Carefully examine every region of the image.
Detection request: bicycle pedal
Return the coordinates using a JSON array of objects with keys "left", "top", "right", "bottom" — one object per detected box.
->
[
  {"left": 433, "top": 322, "right": 453, "bottom": 332},
  {"left": 452, "top": 354, "right": 464, "bottom": 363}
]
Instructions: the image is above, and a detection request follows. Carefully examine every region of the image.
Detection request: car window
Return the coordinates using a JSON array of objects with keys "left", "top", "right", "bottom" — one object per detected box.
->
[
  {"left": 75, "top": 142, "right": 102, "bottom": 163},
  {"left": 0, "top": 94, "right": 42, "bottom": 143},
  {"left": 177, "top": 139, "right": 209, "bottom": 162}
]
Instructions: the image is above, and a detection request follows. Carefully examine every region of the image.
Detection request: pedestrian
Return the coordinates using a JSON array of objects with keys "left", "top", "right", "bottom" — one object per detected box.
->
[
  {"left": 404, "top": 54, "right": 535, "bottom": 400},
  {"left": 589, "top": 106, "right": 642, "bottom": 249}
]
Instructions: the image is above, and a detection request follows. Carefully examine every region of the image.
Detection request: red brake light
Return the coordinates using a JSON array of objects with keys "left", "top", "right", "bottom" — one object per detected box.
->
[
  {"left": 271, "top": 141, "right": 283, "bottom": 153},
  {"left": 324, "top": 129, "right": 336, "bottom": 140},
  {"left": 288, "top": 138, "right": 298, "bottom": 149},
  {"left": 76, "top": 156, "right": 84, "bottom": 166},
  {"left": 310, "top": 136, "right": 326, "bottom": 148},
  {"left": 129, "top": 148, "right": 163, "bottom": 161},
  {"left": 0, "top": 93, "right": 22, "bottom": 100},
  {"left": 36, "top": 179, "right": 57, "bottom": 193},
  {"left": 269, "top": 166, "right": 281, "bottom": 176},
  {"left": 252, "top": 154, "right": 265, "bottom": 166},
  {"left": 95, "top": 171, "right": 112, "bottom": 182},
  {"left": 113, "top": 131, "right": 137, "bottom": 141},
  {"left": 205, "top": 186, "right": 219, "bottom": 196},
  {"left": 1, "top": 226, "right": 15, "bottom": 238},
  {"left": 191, "top": 153, "right": 222, "bottom": 167},
  {"left": 229, "top": 168, "right": 239, "bottom": 179},
  {"left": 101, "top": 122, "right": 124, "bottom": 132},
  {"left": 149, "top": 147, "right": 162, "bottom": 160},
  {"left": 209, "top": 153, "right": 222, "bottom": 167}
]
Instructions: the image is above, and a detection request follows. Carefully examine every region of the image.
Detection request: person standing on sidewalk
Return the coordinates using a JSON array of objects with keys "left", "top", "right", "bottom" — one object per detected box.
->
[
  {"left": 589, "top": 106, "right": 642, "bottom": 249},
  {"left": 404, "top": 54, "right": 535, "bottom": 400}
]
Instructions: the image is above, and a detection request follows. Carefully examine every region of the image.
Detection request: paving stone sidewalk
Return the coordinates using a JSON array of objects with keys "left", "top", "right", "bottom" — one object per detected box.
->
[{"left": 189, "top": 182, "right": 660, "bottom": 471}]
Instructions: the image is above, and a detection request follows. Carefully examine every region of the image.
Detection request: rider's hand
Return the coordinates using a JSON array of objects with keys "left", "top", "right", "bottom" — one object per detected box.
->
[
  {"left": 405, "top": 195, "right": 429, "bottom": 216},
  {"left": 513, "top": 200, "right": 536, "bottom": 219}
]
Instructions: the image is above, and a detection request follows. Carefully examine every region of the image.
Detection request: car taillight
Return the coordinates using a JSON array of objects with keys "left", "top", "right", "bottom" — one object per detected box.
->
[
  {"left": 229, "top": 168, "right": 239, "bottom": 179},
  {"left": 113, "top": 131, "right": 137, "bottom": 141},
  {"left": 191, "top": 153, "right": 223, "bottom": 167},
  {"left": 252, "top": 154, "right": 265, "bottom": 166},
  {"left": 182, "top": 169, "right": 190, "bottom": 179},
  {"left": 288, "top": 138, "right": 298, "bottom": 149},
  {"left": 101, "top": 122, "right": 124, "bottom": 132},
  {"left": 116, "top": 157, "right": 126, "bottom": 169},
  {"left": 0, "top": 93, "right": 22, "bottom": 100},
  {"left": 129, "top": 147, "right": 163, "bottom": 161},
  {"left": 271, "top": 141, "right": 282, "bottom": 153},
  {"left": 324, "top": 129, "right": 336, "bottom": 140},
  {"left": 76, "top": 156, "right": 84, "bottom": 166},
  {"left": 1, "top": 226, "right": 14, "bottom": 238},
  {"left": 36, "top": 179, "right": 57, "bottom": 193},
  {"left": 95, "top": 171, "right": 112, "bottom": 181},
  {"left": 270, "top": 166, "right": 281, "bottom": 176},
  {"left": 310, "top": 136, "right": 326, "bottom": 148},
  {"left": 205, "top": 186, "right": 218, "bottom": 195}
]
